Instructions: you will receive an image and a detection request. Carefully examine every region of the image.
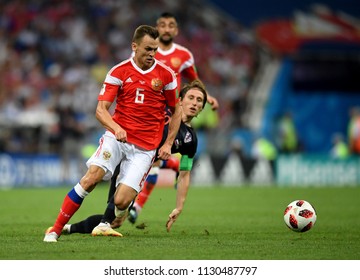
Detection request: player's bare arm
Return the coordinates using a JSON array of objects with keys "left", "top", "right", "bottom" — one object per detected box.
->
[
  {"left": 166, "top": 170, "right": 191, "bottom": 232},
  {"left": 158, "top": 102, "right": 181, "bottom": 160},
  {"left": 95, "top": 100, "right": 127, "bottom": 142}
]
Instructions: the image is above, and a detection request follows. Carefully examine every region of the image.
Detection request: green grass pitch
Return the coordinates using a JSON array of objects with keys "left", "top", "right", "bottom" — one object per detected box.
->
[{"left": 0, "top": 184, "right": 359, "bottom": 260}]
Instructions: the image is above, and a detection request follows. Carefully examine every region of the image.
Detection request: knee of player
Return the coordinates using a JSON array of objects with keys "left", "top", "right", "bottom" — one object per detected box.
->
[
  {"left": 115, "top": 200, "right": 131, "bottom": 210},
  {"left": 114, "top": 197, "right": 133, "bottom": 210},
  {"left": 114, "top": 184, "right": 138, "bottom": 210}
]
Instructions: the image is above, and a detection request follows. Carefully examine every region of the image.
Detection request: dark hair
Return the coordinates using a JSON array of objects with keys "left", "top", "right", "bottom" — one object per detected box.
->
[
  {"left": 156, "top": 12, "right": 178, "bottom": 24},
  {"left": 180, "top": 80, "right": 207, "bottom": 108},
  {"left": 132, "top": 25, "right": 159, "bottom": 44}
]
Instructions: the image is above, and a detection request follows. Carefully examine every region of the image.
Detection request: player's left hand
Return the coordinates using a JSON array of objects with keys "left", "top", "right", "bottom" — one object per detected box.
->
[
  {"left": 158, "top": 142, "right": 172, "bottom": 160},
  {"left": 166, "top": 208, "right": 181, "bottom": 232}
]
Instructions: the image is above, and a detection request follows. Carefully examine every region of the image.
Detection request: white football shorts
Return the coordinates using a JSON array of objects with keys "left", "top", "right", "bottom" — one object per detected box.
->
[{"left": 86, "top": 131, "right": 156, "bottom": 193}]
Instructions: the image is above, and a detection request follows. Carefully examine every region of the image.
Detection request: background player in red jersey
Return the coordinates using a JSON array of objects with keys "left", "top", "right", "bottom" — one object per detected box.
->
[
  {"left": 43, "top": 25, "right": 181, "bottom": 242},
  {"left": 128, "top": 12, "right": 219, "bottom": 225},
  {"left": 155, "top": 12, "right": 219, "bottom": 110}
]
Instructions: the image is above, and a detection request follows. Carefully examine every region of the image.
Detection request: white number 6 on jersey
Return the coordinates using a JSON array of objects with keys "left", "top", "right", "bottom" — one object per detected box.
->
[{"left": 135, "top": 88, "right": 144, "bottom": 103}]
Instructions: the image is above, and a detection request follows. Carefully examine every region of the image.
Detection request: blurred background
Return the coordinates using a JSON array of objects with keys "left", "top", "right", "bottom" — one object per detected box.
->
[{"left": 1, "top": 0, "right": 360, "bottom": 188}]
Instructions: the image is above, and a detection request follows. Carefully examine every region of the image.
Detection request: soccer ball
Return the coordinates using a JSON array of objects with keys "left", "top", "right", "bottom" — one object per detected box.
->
[{"left": 284, "top": 200, "right": 317, "bottom": 232}]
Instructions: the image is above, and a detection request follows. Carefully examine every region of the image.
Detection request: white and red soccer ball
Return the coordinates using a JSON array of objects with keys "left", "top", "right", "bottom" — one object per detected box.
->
[{"left": 284, "top": 200, "right": 317, "bottom": 232}]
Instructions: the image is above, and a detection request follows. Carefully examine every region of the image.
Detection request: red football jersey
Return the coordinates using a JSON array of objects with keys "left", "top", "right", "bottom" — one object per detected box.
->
[
  {"left": 155, "top": 43, "right": 198, "bottom": 89},
  {"left": 98, "top": 58, "right": 178, "bottom": 150}
]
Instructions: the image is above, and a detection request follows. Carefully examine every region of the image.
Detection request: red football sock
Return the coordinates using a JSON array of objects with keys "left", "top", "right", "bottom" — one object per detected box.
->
[
  {"left": 162, "top": 157, "right": 180, "bottom": 172},
  {"left": 136, "top": 181, "right": 156, "bottom": 208},
  {"left": 52, "top": 195, "right": 81, "bottom": 235}
]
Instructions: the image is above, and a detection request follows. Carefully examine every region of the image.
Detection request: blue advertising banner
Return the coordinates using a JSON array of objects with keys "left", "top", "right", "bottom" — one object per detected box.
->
[
  {"left": 276, "top": 154, "right": 360, "bottom": 186},
  {"left": 2, "top": 153, "right": 358, "bottom": 188},
  {"left": 0, "top": 153, "right": 82, "bottom": 188}
]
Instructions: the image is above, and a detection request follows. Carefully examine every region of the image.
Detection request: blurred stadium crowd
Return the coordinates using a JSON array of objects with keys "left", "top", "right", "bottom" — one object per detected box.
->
[{"left": 0, "top": 0, "right": 257, "bottom": 158}]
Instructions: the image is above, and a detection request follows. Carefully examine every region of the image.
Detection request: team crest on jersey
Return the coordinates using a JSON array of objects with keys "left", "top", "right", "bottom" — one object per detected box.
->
[
  {"left": 103, "top": 151, "right": 111, "bottom": 160},
  {"left": 184, "top": 132, "right": 192, "bottom": 143},
  {"left": 171, "top": 57, "right": 181, "bottom": 68},
  {"left": 151, "top": 78, "right": 163, "bottom": 91}
]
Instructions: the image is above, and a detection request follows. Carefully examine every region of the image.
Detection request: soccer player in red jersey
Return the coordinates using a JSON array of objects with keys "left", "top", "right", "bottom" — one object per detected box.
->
[
  {"left": 128, "top": 12, "right": 219, "bottom": 224},
  {"left": 54, "top": 80, "right": 207, "bottom": 235},
  {"left": 43, "top": 25, "right": 181, "bottom": 242}
]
